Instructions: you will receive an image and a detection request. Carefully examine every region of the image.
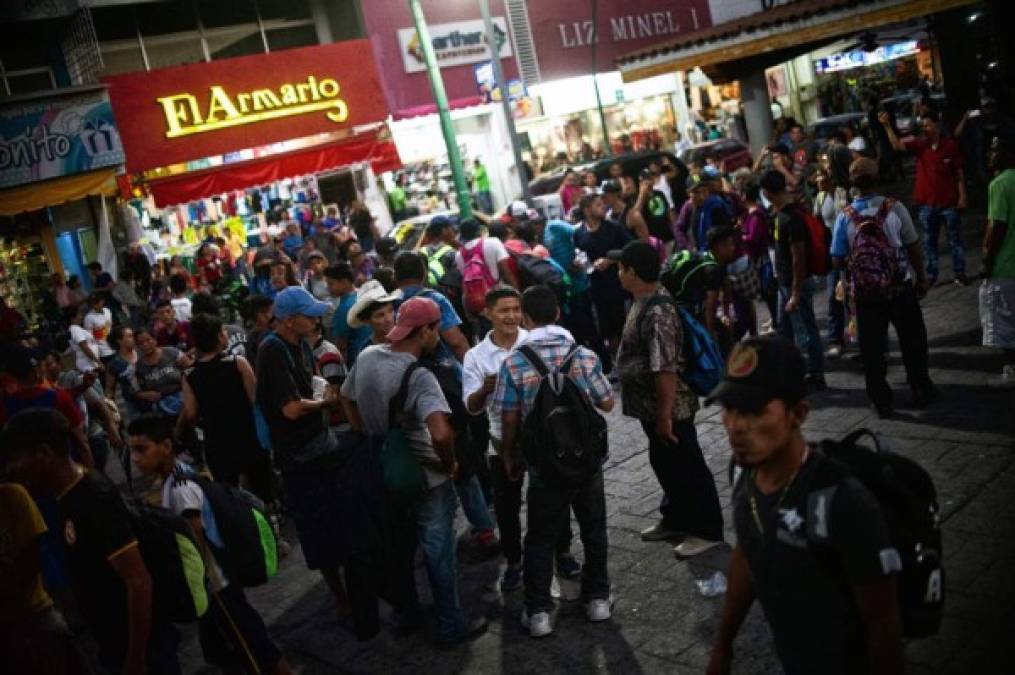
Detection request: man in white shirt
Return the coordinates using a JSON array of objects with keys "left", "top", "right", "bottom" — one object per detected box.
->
[
  {"left": 463, "top": 286, "right": 527, "bottom": 591},
  {"left": 82, "top": 294, "right": 114, "bottom": 364},
  {"left": 70, "top": 305, "right": 102, "bottom": 373}
]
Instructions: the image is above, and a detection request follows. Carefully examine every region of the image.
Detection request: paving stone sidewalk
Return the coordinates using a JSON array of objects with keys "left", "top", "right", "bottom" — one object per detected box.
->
[{"left": 179, "top": 221, "right": 1015, "bottom": 675}]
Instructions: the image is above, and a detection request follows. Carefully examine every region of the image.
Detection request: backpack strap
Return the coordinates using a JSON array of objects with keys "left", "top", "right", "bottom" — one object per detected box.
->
[
  {"left": 842, "top": 203, "right": 864, "bottom": 228},
  {"left": 635, "top": 294, "right": 676, "bottom": 339},
  {"left": 875, "top": 198, "right": 896, "bottom": 226},
  {"left": 557, "top": 345, "right": 583, "bottom": 375},
  {"left": 388, "top": 361, "right": 423, "bottom": 428},
  {"left": 516, "top": 344, "right": 550, "bottom": 378}
]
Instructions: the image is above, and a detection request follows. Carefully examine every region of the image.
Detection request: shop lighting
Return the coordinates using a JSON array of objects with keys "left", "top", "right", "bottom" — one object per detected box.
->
[{"left": 966, "top": 11, "right": 982, "bottom": 23}]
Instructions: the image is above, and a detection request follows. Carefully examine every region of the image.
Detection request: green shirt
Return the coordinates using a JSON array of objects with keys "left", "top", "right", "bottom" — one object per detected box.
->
[
  {"left": 389, "top": 186, "right": 407, "bottom": 213},
  {"left": 473, "top": 165, "right": 490, "bottom": 191},
  {"left": 988, "top": 168, "right": 1015, "bottom": 278}
]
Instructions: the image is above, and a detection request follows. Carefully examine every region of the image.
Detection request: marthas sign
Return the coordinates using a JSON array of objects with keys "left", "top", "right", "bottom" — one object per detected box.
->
[{"left": 398, "top": 17, "right": 512, "bottom": 74}]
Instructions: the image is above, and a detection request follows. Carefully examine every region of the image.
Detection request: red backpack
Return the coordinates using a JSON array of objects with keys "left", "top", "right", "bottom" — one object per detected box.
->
[
  {"left": 792, "top": 204, "right": 830, "bottom": 276},
  {"left": 461, "top": 239, "right": 496, "bottom": 314}
]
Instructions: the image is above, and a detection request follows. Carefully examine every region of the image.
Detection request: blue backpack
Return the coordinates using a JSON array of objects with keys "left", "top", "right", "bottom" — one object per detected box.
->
[{"left": 637, "top": 296, "right": 723, "bottom": 397}]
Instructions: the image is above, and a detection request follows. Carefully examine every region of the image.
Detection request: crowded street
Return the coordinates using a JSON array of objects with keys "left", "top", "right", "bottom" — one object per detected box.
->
[{"left": 1, "top": 1, "right": 1013, "bottom": 674}]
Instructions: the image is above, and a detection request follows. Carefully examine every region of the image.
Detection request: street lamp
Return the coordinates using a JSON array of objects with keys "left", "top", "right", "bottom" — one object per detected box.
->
[{"left": 408, "top": 0, "right": 473, "bottom": 219}]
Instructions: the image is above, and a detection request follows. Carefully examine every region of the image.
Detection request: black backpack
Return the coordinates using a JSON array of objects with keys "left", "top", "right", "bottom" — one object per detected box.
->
[
  {"left": 511, "top": 253, "right": 573, "bottom": 309},
  {"left": 172, "top": 469, "right": 279, "bottom": 588},
  {"left": 517, "top": 344, "right": 608, "bottom": 487},
  {"left": 124, "top": 499, "right": 209, "bottom": 623},
  {"left": 814, "top": 429, "right": 944, "bottom": 638}
]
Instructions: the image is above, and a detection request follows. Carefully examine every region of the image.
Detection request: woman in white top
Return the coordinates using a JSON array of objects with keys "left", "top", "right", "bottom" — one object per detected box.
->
[{"left": 813, "top": 168, "right": 849, "bottom": 231}]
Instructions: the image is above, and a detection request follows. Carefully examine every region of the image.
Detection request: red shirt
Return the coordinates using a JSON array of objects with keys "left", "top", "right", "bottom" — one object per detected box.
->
[
  {"left": 906, "top": 136, "right": 963, "bottom": 207},
  {"left": 0, "top": 386, "right": 83, "bottom": 428}
]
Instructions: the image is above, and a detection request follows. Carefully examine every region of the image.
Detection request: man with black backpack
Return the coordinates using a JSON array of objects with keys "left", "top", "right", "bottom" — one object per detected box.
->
[
  {"left": 128, "top": 414, "right": 292, "bottom": 675},
  {"left": 706, "top": 337, "right": 907, "bottom": 675},
  {"left": 760, "top": 169, "right": 827, "bottom": 390},
  {"left": 830, "top": 157, "right": 936, "bottom": 418},
  {"left": 613, "top": 241, "right": 725, "bottom": 558},
  {"left": 493, "top": 285, "right": 615, "bottom": 638}
]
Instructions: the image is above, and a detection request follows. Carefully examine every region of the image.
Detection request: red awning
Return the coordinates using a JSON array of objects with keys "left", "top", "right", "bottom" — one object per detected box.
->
[
  {"left": 391, "top": 96, "right": 486, "bottom": 121},
  {"left": 147, "top": 132, "right": 401, "bottom": 207}
]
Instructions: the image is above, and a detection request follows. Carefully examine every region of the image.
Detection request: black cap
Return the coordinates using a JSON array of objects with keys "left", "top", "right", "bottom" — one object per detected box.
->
[
  {"left": 606, "top": 240, "right": 660, "bottom": 281},
  {"left": 706, "top": 336, "right": 807, "bottom": 411},
  {"left": 601, "top": 179, "right": 622, "bottom": 194},
  {"left": 686, "top": 173, "right": 709, "bottom": 191}
]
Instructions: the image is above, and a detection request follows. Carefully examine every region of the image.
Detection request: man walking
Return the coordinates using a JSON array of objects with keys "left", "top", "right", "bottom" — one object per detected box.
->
[
  {"left": 612, "top": 241, "right": 724, "bottom": 557},
  {"left": 706, "top": 337, "right": 903, "bottom": 675},
  {"left": 761, "top": 169, "right": 826, "bottom": 389},
  {"left": 830, "top": 158, "right": 936, "bottom": 416},
  {"left": 980, "top": 134, "right": 1015, "bottom": 388},
  {"left": 493, "top": 285, "right": 615, "bottom": 638},
  {"left": 880, "top": 110, "right": 968, "bottom": 286},
  {"left": 473, "top": 158, "right": 494, "bottom": 214}
]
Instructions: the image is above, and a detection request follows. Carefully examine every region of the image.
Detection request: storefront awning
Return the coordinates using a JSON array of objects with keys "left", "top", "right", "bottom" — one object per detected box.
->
[
  {"left": 146, "top": 131, "right": 401, "bottom": 207},
  {"left": 617, "top": 0, "right": 976, "bottom": 82},
  {"left": 391, "top": 96, "right": 486, "bottom": 122},
  {"left": 0, "top": 167, "right": 119, "bottom": 216}
]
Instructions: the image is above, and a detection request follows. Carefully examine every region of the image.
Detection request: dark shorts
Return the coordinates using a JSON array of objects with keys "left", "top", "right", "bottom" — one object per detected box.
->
[{"left": 200, "top": 585, "right": 281, "bottom": 672}]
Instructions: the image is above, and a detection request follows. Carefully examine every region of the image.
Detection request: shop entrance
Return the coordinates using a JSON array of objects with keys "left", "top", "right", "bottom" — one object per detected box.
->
[{"left": 317, "top": 169, "right": 359, "bottom": 209}]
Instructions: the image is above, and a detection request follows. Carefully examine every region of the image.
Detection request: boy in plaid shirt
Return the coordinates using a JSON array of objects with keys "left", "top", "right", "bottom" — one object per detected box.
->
[{"left": 492, "top": 285, "right": 615, "bottom": 638}]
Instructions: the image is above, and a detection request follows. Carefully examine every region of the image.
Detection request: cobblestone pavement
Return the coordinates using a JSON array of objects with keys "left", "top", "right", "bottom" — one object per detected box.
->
[{"left": 179, "top": 221, "right": 1015, "bottom": 675}]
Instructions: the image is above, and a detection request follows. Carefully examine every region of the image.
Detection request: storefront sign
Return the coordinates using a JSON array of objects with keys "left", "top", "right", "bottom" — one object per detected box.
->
[
  {"left": 525, "top": 0, "right": 712, "bottom": 81},
  {"left": 708, "top": 0, "right": 795, "bottom": 25},
  {"left": 0, "top": 87, "right": 124, "bottom": 190},
  {"left": 814, "top": 41, "right": 922, "bottom": 74},
  {"left": 103, "top": 40, "right": 389, "bottom": 174},
  {"left": 398, "top": 17, "right": 512, "bottom": 74}
]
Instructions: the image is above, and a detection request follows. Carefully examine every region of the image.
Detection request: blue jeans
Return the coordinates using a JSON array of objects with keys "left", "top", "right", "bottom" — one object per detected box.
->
[
  {"left": 778, "top": 279, "right": 824, "bottom": 376},
  {"left": 414, "top": 480, "right": 468, "bottom": 641},
  {"left": 455, "top": 474, "right": 495, "bottom": 531},
  {"left": 917, "top": 205, "right": 965, "bottom": 278},
  {"left": 827, "top": 269, "right": 845, "bottom": 346},
  {"left": 475, "top": 190, "right": 494, "bottom": 215}
]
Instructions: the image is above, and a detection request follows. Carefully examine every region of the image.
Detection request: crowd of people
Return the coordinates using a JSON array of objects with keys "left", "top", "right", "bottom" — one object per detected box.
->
[{"left": 1, "top": 98, "right": 1013, "bottom": 675}]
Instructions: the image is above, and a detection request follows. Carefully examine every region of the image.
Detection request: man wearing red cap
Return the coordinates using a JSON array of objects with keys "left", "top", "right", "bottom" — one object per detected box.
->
[{"left": 340, "top": 296, "right": 488, "bottom": 647}]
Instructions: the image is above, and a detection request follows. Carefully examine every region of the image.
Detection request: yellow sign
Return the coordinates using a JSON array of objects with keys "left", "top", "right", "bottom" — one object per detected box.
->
[{"left": 156, "top": 75, "right": 349, "bottom": 139}]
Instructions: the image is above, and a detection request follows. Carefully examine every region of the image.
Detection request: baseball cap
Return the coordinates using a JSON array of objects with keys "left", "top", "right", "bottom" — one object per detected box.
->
[
  {"left": 706, "top": 336, "right": 807, "bottom": 412},
  {"left": 273, "top": 286, "right": 331, "bottom": 320},
  {"left": 686, "top": 173, "right": 709, "bottom": 191},
  {"left": 600, "top": 179, "right": 622, "bottom": 194},
  {"left": 702, "top": 165, "right": 722, "bottom": 181},
  {"left": 386, "top": 296, "right": 441, "bottom": 342},
  {"left": 849, "top": 156, "right": 879, "bottom": 181},
  {"left": 305, "top": 250, "right": 326, "bottom": 262},
  {"left": 507, "top": 200, "right": 529, "bottom": 219},
  {"left": 606, "top": 240, "right": 661, "bottom": 281}
]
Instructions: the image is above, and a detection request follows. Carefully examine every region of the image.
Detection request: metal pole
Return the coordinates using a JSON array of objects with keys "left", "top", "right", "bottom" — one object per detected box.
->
[
  {"left": 479, "top": 0, "right": 530, "bottom": 200},
  {"left": 408, "top": 0, "right": 472, "bottom": 218},
  {"left": 591, "top": 0, "right": 611, "bottom": 155}
]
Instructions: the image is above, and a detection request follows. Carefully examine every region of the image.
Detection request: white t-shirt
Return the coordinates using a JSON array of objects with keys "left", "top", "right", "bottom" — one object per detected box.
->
[
  {"left": 171, "top": 297, "right": 192, "bottom": 323},
  {"left": 654, "top": 176, "right": 675, "bottom": 209},
  {"left": 70, "top": 323, "right": 101, "bottom": 372},
  {"left": 455, "top": 237, "right": 510, "bottom": 283},
  {"left": 83, "top": 308, "right": 114, "bottom": 358},
  {"left": 848, "top": 136, "right": 867, "bottom": 153},
  {"left": 462, "top": 329, "right": 528, "bottom": 445}
]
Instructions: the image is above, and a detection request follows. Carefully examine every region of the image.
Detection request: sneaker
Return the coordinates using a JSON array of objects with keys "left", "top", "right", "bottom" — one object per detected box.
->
[
  {"left": 520, "top": 609, "right": 553, "bottom": 638},
  {"left": 475, "top": 529, "right": 501, "bottom": 555},
  {"left": 987, "top": 365, "right": 1015, "bottom": 389},
  {"left": 825, "top": 344, "right": 843, "bottom": 359},
  {"left": 500, "top": 563, "right": 523, "bottom": 592},
  {"left": 586, "top": 596, "right": 615, "bottom": 622},
  {"left": 953, "top": 273, "right": 970, "bottom": 286},
  {"left": 556, "top": 555, "right": 582, "bottom": 580},
  {"left": 436, "top": 616, "right": 488, "bottom": 649},
  {"left": 640, "top": 523, "right": 683, "bottom": 542},
  {"left": 673, "top": 537, "right": 722, "bottom": 559}
]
